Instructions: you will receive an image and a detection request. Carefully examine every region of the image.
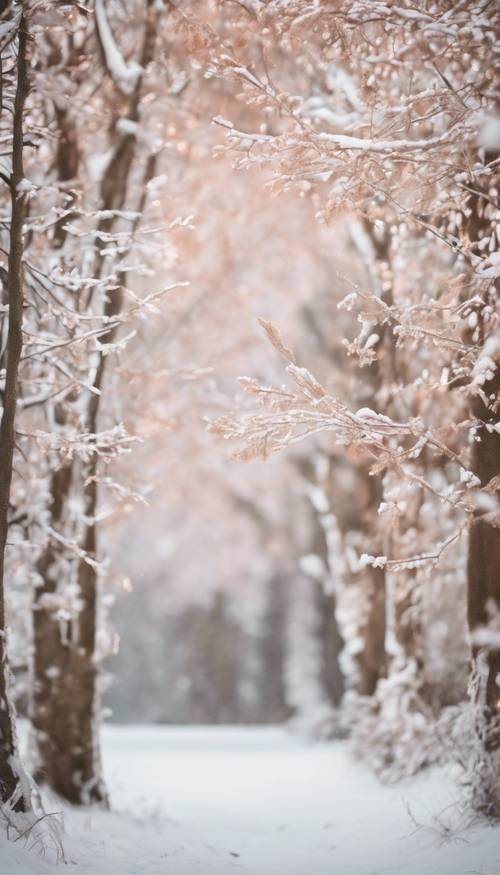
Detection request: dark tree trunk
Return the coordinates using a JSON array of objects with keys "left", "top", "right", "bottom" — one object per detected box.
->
[
  {"left": 0, "top": 19, "right": 31, "bottom": 813},
  {"left": 467, "top": 366, "right": 500, "bottom": 746},
  {"left": 353, "top": 465, "right": 387, "bottom": 697},
  {"left": 351, "top": 223, "right": 394, "bottom": 696},
  {"left": 357, "top": 565, "right": 387, "bottom": 697},
  {"left": 459, "top": 159, "right": 500, "bottom": 814}
]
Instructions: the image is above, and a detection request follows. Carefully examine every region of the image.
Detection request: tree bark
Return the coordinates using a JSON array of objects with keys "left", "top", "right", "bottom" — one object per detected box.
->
[
  {"left": 355, "top": 465, "right": 387, "bottom": 696},
  {"left": 459, "top": 158, "right": 500, "bottom": 813},
  {"left": 31, "top": 462, "right": 109, "bottom": 805},
  {"left": 467, "top": 365, "right": 500, "bottom": 745},
  {"left": 0, "top": 18, "right": 31, "bottom": 813},
  {"left": 357, "top": 566, "right": 387, "bottom": 697}
]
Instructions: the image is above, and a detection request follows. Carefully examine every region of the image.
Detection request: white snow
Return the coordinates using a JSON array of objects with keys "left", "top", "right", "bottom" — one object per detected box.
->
[
  {"left": 478, "top": 114, "right": 500, "bottom": 150},
  {"left": 115, "top": 118, "right": 139, "bottom": 137},
  {"left": 355, "top": 407, "right": 394, "bottom": 425},
  {"left": 459, "top": 468, "right": 481, "bottom": 487},
  {"left": 476, "top": 251, "right": 500, "bottom": 280},
  {"left": 94, "top": 0, "right": 142, "bottom": 94},
  {"left": 360, "top": 551, "right": 388, "bottom": 568},
  {"left": 364, "top": 333, "right": 380, "bottom": 349},
  {"left": 2, "top": 725, "right": 499, "bottom": 874},
  {"left": 472, "top": 334, "right": 500, "bottom": 386},
  {"left": 213, "top": 115, "right": 235, "bottom": 129},
  {"left": 299, "top": 552, "right": 326, "bottom": 579},
  {"left": 316, "top": 128, "right": 455, "bottom": 153}
]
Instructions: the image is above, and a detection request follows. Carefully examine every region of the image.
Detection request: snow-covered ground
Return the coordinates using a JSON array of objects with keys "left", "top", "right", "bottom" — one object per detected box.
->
[{"left": 2, "top": 725, "right": 499, "bottom": 874}]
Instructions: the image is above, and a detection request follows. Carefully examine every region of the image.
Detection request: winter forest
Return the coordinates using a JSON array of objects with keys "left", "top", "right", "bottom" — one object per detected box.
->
[{"left": 0, "top": 1, "right": 499, "bottom": 873}]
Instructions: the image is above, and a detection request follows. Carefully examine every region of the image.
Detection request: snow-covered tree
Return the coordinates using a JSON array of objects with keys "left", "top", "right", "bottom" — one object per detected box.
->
[
  {"left": 207, "top": 0, "right": 500, "bottom": 813},
  {"left": 0, "top": 2, "right": 33, "bottom": 818}
]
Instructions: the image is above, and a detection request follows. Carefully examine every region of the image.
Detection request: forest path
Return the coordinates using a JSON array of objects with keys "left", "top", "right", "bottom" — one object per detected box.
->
[{"left": 6, "top": 725, "right": 500, "bottom": 874}]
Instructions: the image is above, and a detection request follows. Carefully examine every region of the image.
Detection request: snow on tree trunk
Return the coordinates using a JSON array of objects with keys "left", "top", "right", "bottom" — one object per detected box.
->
[
  {"left": 297, "top": 454, "right": 345, "bottom": 725},
  {"left": 306, "top": 492, "right": 345, "bottom": 708},
  {"left": 0, "top": 15, "right": 32, "bottom": 816}
]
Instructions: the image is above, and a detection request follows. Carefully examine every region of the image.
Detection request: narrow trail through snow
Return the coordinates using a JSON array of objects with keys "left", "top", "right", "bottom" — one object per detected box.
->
[{"left": 4, "top": 726, "right": 499, "bottom": 874}]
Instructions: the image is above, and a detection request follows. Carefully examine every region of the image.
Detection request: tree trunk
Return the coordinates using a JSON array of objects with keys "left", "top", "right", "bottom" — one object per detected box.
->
[
  {"left": 31, "top": 463, "right": 107, "bottom": 804},
  {"left": 296, "top": 454, "right": 346, "bottom": 708},
  {"left": 461, "top": 159, "right": 500, "bottom": 814},
  {"left": 352, "top": 464, "right": 387, "bottom": 697},
  {"left": 357, "top": 565, "right": 387, "bottom": 697},
  {"left": 467, "top": 364, "right": 500, "bottom": 763},
  {"left": 31, "top": 1, "right": 158, "bottom": 803},
  {"left": 308, "top": 492, "right": 345, "bottom": 707},
  {"left": 0, "top": 18, "right": 31, "bottom": 814},
  {"left": 314, "top": 583, "right": 345, "bottom": 706}
]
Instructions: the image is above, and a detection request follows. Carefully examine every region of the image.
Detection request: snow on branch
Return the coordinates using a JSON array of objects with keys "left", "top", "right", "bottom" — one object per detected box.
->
[
  {"left": 217, "top": 119, "right": 462, "bottom": 157},
  {"left": 360, "top": 528, "right": 464, "bottom": 573},
  {"left": 95, "top": 0, "right": 142, "bottom": 95},
  {"left": 209, "top": 321, "right": 483, "bottom": 496},
  {"left": 17, "top": 424, "right": 140, "bottom": 464},
  {"left": 209, "top": 320, "right": 418, "bottom": 461}
]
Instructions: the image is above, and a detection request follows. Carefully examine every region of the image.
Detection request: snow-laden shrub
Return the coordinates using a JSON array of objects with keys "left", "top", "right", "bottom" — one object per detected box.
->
[
  {"left": 446, "top": 702, "right": 500, "bottom": 820},
  {"left": 343, "top": 660, "right": 446, "bottom": 781}
]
